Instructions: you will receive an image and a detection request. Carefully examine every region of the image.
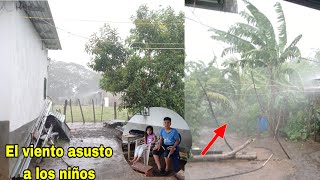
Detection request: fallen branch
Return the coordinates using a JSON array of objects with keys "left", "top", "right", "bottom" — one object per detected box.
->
[
  {"left": 235, "top": 152, "right": 257, "bottom": 160},
  {"left": 275, "top": 136, "right": 290, "bottom": 159},
  {"left": 214, "top": 154, "right": 274, "bottom": 179},
  {"left": 196, "top": 78, "right": 233, "bottom": 151},
  {"left": 191, "top": 139, "right": 255, "bottom": 161}
]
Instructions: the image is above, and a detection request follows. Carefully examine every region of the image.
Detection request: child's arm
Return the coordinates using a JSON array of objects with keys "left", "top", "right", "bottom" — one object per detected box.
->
[{"left": 152, "top": 135, "right": 157, "bottom": 143}]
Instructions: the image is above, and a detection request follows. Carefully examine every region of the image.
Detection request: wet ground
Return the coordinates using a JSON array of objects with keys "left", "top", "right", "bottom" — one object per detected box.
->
[
  {"left": 29, "top": 123, "right": 177, "bottom": 180},
  {"left": 29, "top": 123, "right": 320, "bottom": 179},
  {"left": 185, "top": 126, "right": 320, "bottom": 180}
]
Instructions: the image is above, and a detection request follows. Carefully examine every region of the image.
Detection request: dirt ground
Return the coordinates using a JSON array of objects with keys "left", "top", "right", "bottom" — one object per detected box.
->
[
  {"left": 30, "top": 123, "right": 177, "bottom": 180},
  {"left": 185, "top": 126, "right": 320, "bottom": 180},
  {"left": 28, "top": 123, "right": 320, "bottom": 180}
]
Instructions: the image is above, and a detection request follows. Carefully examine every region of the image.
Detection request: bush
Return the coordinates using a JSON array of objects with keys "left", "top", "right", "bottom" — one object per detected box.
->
[{"left": 282, "top": 111, "right": 308, "bottom": 141}]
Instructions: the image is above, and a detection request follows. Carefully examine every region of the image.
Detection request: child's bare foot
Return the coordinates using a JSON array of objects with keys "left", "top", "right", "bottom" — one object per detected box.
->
[
  {"left": 133, "top": 158, "right": 141, "bottom": 164},
  {"left": 129, "top": 158, "right": 136, "bottom": 163}
]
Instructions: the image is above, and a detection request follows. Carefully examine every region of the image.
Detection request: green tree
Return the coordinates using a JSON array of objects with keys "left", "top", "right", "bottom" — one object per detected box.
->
[
  {"left": 85, "top": 5, "right": 184, "bottom": 116},
  {"left": 209, "top": 0, "right": 303, "bottom": 133}
]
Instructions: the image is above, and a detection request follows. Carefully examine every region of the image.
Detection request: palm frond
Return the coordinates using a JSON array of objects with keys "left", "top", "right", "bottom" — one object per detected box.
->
[
  {"left": 280, "top": 35, "right": 302, "bottom": 62},
  {"left": 242, "top": 48, "right": 270, "bottom": 62},
  {"left": 207, "top": 91, "right": 233, "bottom": 110},
  {"left": 274, "top": 2, "right": 287, "bottom": 52},
  {"left": 221, "top": 47, "right": 240, "bottom": 57},
  {"left": 210, "top": 28, "right": 256, "bottom": 54},
  {"left": 280, "top": 67, "right": 304, "bottom": 91},
  {"left": 229, "top": 23, "right": 265, "bottom": 47},
  {"left": 243, "top": 0, "right": 277, "bottom": 53},
  {"left": 239, "top": 11, "right": 257, "bottom": 26}
]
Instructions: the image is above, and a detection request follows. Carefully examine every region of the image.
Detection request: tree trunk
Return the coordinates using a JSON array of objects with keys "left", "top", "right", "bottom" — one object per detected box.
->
[
  {"left": 197, "top": 78, "right": 233, "bottom": 151},
  {"left": 191, "top": 139, "right": 254, "bottom": 161},
  {"left": 307, "top": 105, "right": 311, "bottom": 135}
]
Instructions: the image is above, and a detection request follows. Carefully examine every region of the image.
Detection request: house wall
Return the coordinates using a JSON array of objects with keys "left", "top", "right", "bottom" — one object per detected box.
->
[
  {"left": 0, "top": 1, "right": 49, "bottom": 176},
  {"left": 0, "top": 1, "right": 48, "bottom": 132}
]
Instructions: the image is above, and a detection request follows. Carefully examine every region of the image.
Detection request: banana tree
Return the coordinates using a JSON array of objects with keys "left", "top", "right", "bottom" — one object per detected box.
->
[{"left": 209, "top": 0, "right": 303, "bottom": 133}]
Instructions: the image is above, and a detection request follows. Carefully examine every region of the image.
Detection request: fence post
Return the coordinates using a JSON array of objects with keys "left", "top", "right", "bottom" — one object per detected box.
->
[
  {"left": 78, "top": 98, "right": 85, "bottom": 124},
  {"left": 114, "top": 102, "right": 117, "bottom": 119},
  {"left": 92, "top": 99, "right": 96, "bottom": 123},
  {"left": 63, "top": 99, "right": 68, "bottom": 122},
  {"left": 101, "top": 99, "right": 104, "bottom": 122},
  {"left": 70, "top": 99, "right": 74, "bottom": 123}
]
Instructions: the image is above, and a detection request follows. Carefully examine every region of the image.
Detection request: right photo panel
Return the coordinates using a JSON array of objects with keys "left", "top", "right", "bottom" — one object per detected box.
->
[{"left": 184, "top": 0, "right": 320, "bottom": 179}]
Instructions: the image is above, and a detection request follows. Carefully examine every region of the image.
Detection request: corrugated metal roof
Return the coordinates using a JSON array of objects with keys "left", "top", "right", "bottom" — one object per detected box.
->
[
  {"left": 19, "top": 1, "right": 61, "bottom": 50},
  {"left": 185, "top": 0, "right": 238, "bottom": 13},
  {"left": 284, "top": 0, "right": 320, "bottom": 11},
  {"left": 48, "top": 110, "right": 66, "bottom": 123}
]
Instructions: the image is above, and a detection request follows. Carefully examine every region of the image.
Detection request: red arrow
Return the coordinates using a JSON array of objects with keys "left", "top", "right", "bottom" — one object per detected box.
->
[{"left": 201, "top": 124, "right": 228, "bottom": 156}]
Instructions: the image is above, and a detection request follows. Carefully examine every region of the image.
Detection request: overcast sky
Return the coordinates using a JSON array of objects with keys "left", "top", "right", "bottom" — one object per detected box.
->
[
  {"left": 185, "top": 0, "right": 320, "bottom": 64},
  {"left": 47, "top": 0, "right": 184, "bottom": 66},
  {"left": 47, "top": 0, "right": 320, "bottom": 67}
]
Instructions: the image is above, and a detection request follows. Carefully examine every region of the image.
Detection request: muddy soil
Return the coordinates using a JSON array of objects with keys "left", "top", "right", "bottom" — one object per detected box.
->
[
  {"left": 185, "top": 126, "right": 320, "bottom": 180},
  {"left": 29, "top": 123, "right": 177, "bottom": 180}
]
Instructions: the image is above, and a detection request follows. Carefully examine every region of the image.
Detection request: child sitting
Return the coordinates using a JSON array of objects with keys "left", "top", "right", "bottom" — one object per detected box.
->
[{"left": 130, "top": 126, "right": 157, "bottom": 164}]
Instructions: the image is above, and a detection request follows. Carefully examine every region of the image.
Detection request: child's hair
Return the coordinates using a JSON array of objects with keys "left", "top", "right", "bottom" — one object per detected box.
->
[
  {"left": 145, "top": 126, "right": 154, "bottom": 143},
  {"left": 163, "top": 117, "right": 171, "bottom": 122}
]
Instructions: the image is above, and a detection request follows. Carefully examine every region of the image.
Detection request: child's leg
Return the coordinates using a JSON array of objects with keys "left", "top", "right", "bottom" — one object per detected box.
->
[
  {"left": 137, "top": 144, "right": 147, "bottom": 158},
  {"left": 130, "top": 145, "right": 142, "bottom": 162},
  {"left": 133, "top": 144, "right": 147, "bottom": 163},
  {"left": 171, "top": 147, "right": 180, "bottom": 173}
]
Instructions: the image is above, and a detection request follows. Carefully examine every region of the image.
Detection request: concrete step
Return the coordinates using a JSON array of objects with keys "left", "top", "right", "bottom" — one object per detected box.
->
[{"left": 131, "top": 162, "right": 153, "bottom": 177}]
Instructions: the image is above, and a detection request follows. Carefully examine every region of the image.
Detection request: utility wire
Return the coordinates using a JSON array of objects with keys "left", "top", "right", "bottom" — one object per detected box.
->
[
  {"left": 36, "top": 18, "right": 185, "bottom": 49},
  {"left": 22, "top": 16, "right": 178, "bottom": 25}
]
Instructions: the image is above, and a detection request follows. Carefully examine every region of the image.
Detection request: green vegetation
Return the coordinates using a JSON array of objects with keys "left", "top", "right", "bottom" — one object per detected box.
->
[
  {"left": 185, "top": 0, "right": 320, "bottom": 141},
  {"left": 53, "top": 105, "right": 128, "bottom": 123},
  {"left": 85, "top": 5, "right": 184, "bottom": 116}
]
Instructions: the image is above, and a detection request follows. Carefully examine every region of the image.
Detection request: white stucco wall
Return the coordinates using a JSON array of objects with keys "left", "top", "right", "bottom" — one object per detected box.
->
[{"left": 0, "top": 1, "right": 48, "bottom": 131}]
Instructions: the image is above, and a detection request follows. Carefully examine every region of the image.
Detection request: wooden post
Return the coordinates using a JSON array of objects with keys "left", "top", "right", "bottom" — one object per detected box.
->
[
  {"left": 78, "top": 98, "right": 85, "bottom": 124},
  {"left": 307, "top": 106, "right": 311, "bottom": 134},
  {"left": 63, "top": 99, "right": 68, "bottom": 121},
  {"left": 0, "top": 121, "right": 9, "bottom": 179},
  {"left": 92, "top": 99, "right": 96, "bottom": 123},
  {"left": 114, "top": 102, "right": 117, "bottom": 119},
  {"left": 101, "top": 99, "right": 104, "bottom": 122},
  {"left": 314, "top": 107, "right": 318, "bottom": 142},
  {"left": 70, "top": 99, "right": 74, "bottom": 123}
]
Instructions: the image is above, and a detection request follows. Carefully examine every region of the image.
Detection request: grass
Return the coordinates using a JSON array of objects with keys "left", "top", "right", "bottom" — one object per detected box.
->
[{"left": 53, "top": 105, "right": 128, "bottom": 123}]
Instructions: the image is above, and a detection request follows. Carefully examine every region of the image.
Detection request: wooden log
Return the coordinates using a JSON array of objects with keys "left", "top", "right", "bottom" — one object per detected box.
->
[
  {"left": 191, "top": 139, "right": 255, "bottom": 161},
  {"left": 131, "top": 162, "right": 153, "bottom": 177},
  {"left": 235, "top": 152, "right": 257, "bottom": 160}
]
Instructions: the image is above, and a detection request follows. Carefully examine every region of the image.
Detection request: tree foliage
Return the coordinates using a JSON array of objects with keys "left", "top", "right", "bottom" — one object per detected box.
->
[
  {"left": 85, "top": 5, "right": 184, "bottom": 116},
  {"left": 186, "top": 1, "right": 320, "bottom": 141},
  {"left": 48, "top": 60, "right": 101, "bottom": 104}
]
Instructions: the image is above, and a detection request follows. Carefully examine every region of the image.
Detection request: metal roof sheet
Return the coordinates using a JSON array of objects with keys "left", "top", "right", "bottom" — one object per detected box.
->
[
  {"left": 185, "top": 0, "right": 238, "bottom": 13},
  {"left": 284, "top": 0, "right": 320, "bottom": 11},
  {"left": 20, "top": 0, "right": 61, "bottom": 50}
]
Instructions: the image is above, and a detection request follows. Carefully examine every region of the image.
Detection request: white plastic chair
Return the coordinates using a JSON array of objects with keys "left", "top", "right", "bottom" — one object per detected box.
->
[{"left": 134, "top": 138, "right": 154, "bottom": 165}]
